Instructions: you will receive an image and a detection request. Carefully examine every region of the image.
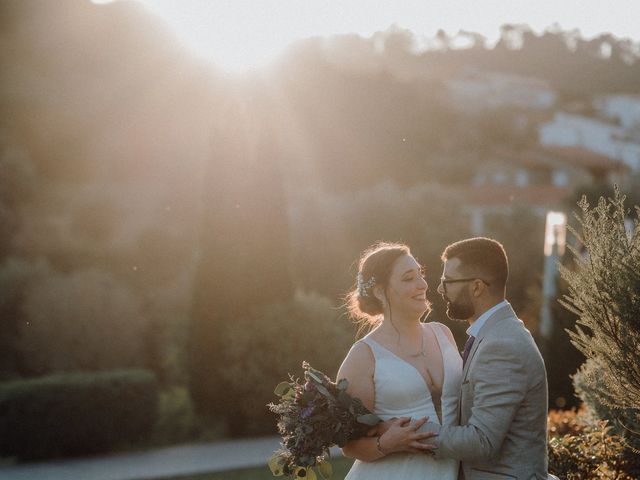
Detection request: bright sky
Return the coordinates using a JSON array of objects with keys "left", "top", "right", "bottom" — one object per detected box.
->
[{"left": 111, "top": 0, "right": 640, "bottom": 72}]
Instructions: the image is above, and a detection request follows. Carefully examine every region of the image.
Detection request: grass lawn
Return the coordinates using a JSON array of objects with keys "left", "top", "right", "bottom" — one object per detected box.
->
[{"left": 164, "top": 457, "right": 355, "bottom": 480}]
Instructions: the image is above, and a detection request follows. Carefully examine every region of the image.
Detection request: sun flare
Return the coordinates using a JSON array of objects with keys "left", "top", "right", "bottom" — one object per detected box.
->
[{"left": 95, "top": 0, "right": 640, "bottom": 72}]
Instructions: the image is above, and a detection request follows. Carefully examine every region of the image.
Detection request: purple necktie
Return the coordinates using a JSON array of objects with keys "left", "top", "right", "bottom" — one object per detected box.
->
[{"left": 462, "top": 335, "right": 476, "bottom": 367}]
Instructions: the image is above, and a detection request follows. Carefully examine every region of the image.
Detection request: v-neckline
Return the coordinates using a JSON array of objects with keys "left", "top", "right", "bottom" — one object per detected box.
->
[{"left": 367, "top": 323, "right": 446, "bottom": 399}]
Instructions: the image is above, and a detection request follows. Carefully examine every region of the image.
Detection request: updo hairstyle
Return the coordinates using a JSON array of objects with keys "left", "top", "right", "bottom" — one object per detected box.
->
[{"left": 346, "top": 241, "right": 410, "bottom": 331}]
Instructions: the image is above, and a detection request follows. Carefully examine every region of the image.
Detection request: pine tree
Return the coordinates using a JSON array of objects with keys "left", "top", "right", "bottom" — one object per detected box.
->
[{"left": 559, "top": 186, "right": 640, "bottom": 448}]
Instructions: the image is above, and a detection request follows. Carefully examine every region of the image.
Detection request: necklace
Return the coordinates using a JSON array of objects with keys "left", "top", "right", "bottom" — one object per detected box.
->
[{"left": 407, "top": 331, "right": 426, "bottom": 358}]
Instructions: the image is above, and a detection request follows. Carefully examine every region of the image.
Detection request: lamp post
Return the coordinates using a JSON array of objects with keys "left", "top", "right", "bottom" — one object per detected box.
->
[{"left": 540, "top": 211, "right": 567, "bottom": 340}]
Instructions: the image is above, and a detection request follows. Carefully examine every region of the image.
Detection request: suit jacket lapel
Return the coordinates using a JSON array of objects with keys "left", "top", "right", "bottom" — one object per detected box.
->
[{"left": 460, "top": 303, "right": 517, "bottom": 382}]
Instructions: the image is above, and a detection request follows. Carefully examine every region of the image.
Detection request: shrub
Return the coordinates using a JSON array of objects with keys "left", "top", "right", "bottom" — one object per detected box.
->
[
  {"left": 0, "top": 369, "right": 159, "bottom": 459},
  {"left": 559, "top": 188, "right": 640, "bottom": 449},
  {"left": 573, "top": 360, "right": 640, "bottom": 478},
  {"left": 215, "top": 291, "right": 354, "bottom": 436},
  {"left": 574, "top": 359, "right": 640, "bottom": 449},
  {"left": 0, "top": 257, "right": 51, "bottom": 378},
  {"left": 19, "top": 268, "right": 149, "bottom": 374},
  {"left": 152, "top": 386, "right": 203, "bottom": 445},
  {"left": 548, "top": 407, "right": 634, "bottom": 480}
]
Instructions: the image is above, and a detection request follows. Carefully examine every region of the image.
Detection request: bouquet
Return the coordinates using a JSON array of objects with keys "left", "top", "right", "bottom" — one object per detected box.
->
[{"left": 267, "top": 362, "right": 381, "bottom": 479}]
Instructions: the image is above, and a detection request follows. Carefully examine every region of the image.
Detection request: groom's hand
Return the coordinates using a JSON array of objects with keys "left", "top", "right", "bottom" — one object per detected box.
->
[{"left": 366, "top": 417, "right": 400, "bottom": 437}]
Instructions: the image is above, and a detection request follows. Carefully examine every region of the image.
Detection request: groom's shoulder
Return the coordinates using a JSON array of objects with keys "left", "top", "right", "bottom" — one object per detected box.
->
[
  {"left": 483, "top": 317, "right": 532, "bottom": 348},
  {"left": 484, "top": 316, "right": 543, "bottom": 359}
]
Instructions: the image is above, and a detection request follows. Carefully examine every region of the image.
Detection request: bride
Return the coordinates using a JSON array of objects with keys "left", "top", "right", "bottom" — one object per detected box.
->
[{"left": 338, "top": 242, "right": 462, "bottom": 480}]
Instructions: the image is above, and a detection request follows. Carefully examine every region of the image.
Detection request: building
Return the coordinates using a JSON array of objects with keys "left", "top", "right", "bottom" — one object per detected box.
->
[
  {"left": 539, "top": 112, "right": 640, "bottom": 171},
  {"left": 461, "top": 146, "right": 628, "bottom": 235},
  {"left": 594, "top": 94, "right": 640, "bottom": 129},
  {"left": 447, "top": 68, "right": 557, "bottom": 111}
]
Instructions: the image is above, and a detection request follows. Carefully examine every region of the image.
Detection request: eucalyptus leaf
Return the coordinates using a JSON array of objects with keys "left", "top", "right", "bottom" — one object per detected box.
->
[
  {"left": 338, "top": 391, "right": 351, "bottom": 407},
  {"left": 268, "top": 454, "right": 285, "bottom": 476},
  {"left": 274, "top": 382, "right": 292, "bottom": 396},
  {"left": 317, "top": 460, "right": 333, "bottom": 479},
  {"left": 356, "top": 413, "right": 380, "bottom": 426},
  {"left": 306, "top": 370, "right": 323, "bottom": 384},
  {"left": 316, "top": 384, "right": 332, "bottom": 398}
]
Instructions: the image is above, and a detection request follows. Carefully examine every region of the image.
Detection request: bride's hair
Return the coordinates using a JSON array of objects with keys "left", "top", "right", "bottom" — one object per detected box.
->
[{"left": 346, "top": 241, "right": 410, "bottom": 333}]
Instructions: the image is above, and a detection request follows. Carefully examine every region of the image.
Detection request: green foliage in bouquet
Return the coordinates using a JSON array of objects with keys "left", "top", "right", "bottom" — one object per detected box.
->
[{"left": 268, "top": 362, "right": 380, "bottom": 479}]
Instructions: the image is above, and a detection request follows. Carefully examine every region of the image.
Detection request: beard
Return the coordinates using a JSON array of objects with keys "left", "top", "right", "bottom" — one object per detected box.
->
[{"left": 443, "top": 291, "right": 475, "bottom": 321}]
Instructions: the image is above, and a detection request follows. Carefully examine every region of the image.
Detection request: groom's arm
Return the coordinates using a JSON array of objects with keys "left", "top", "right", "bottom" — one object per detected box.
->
[{"left": 423, "top": 337, "right": 529, "bottom": 462}]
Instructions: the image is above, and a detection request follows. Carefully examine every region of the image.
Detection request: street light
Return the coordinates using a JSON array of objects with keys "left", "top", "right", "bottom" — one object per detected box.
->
[
  {"left": 544, "top": 211, "right": 567, "bottom": 257},
  {"left": 540, "top": 211, "right": 567, "bottom": 339}
]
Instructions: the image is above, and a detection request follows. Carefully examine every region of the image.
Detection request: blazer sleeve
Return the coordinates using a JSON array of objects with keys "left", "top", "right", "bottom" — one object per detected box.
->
[{"left": 424, "top": 337, "right": 529, "bottom": 462}]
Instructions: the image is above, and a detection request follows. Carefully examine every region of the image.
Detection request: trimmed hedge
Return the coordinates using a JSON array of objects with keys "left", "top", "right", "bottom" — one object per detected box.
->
[{"left": 0, "top": 369, "right": 159, "bottom": 459}]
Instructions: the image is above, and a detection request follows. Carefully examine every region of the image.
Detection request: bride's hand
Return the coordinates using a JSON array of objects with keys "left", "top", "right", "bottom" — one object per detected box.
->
[{"left": 377, "top": 416, "right": 432, "bottom": 454}]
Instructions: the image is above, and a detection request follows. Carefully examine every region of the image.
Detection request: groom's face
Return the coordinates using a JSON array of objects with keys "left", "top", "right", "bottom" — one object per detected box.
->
[{"left": 438, "top": 258, "right": 475, "bottom": 321}]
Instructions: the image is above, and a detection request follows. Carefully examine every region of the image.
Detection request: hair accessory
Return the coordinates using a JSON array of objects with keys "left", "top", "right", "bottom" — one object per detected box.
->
[{"left": 357, "top": 272, "right": 376, "bottom": 297}]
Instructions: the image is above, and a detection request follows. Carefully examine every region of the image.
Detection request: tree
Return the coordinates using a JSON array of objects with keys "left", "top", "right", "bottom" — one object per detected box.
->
[
  {"left": 188, "top": 100, "right": 294, "bottom": 433},
  {"left": 559, "top": 187, "right": 640, "bottom": 448}
]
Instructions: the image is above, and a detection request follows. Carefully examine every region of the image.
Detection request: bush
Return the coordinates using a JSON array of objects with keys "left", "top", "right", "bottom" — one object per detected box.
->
[
  {"left": 559, "top": 188, "right": 640, "bottom": 459},
  {"left": 548, "top": 407, "right": 634, "bottom": 480},
  {"left": 19, "top": 268, "right": 149, "bottom": 374},
  {"left": 574, "top": 359, "right": 640, "bottom": 450},
  {"left": 0, "top": 257, "right": 51, "bottom": 378},
  {"left": 0, "top": 369, "right": 159, "bottom": 459},
  {"left": 152, "top": 386, "right": 204, "bottom": 445},
  {"left": 215, "top": 291, "right": 354, "bottom": 436}
]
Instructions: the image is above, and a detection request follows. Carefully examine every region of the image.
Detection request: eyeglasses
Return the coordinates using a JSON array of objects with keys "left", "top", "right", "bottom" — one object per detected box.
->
[{"left": 440, "top": 277, "right": 491, "bottom": 293}]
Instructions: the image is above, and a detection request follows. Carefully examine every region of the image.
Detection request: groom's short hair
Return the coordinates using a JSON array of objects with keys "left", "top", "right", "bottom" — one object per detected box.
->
[{"left": 441, "top": 237, "right": 508, "bottom": 293}]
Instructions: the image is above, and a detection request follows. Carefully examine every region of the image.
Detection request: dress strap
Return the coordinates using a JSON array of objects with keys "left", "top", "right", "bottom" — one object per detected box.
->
[
  {"left": 359, "top": 336, "right": 396, "bottom": 360},
  {"left": 428, "top": 322, "right": 449, "bottom": 347}
]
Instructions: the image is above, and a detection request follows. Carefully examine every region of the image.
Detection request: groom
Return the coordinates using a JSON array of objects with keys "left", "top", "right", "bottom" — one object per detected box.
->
[{"left": 422, "top": 237, "right": 550, "bottom": 479}]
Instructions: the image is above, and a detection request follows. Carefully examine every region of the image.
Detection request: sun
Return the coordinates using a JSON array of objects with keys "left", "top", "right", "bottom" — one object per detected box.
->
[{"left": 118, "top": 0, "right": 327, "bottom": 73}]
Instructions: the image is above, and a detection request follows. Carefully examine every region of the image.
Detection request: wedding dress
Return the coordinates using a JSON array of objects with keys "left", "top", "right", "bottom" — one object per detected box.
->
[{"left": 345, "top": 322, "right": 462, "bottom": 480}]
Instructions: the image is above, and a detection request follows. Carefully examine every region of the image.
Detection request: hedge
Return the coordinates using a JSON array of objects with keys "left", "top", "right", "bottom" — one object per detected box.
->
[{"left": 0, "top": 369, "right": 159, "bottom": 459}]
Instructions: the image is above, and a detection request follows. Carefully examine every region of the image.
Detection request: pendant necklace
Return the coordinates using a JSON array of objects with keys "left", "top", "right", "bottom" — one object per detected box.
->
[{"left": 407, "top": 331, "right": 426, "bottom": 358}]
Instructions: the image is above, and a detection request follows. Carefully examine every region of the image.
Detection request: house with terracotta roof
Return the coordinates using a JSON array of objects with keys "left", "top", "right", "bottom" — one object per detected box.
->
[{"left": 461, "top": 146, "right": 628, "bottom": 235}]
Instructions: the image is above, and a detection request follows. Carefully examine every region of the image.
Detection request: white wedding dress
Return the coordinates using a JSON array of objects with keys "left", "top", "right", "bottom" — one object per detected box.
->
[{"left": 345, "top": 322, "right": 462, "bottom": 480}]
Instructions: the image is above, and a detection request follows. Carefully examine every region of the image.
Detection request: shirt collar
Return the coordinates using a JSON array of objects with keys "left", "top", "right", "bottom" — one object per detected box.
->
[{"left": 466, "top": 300, "right": 510, "bottom": 338}]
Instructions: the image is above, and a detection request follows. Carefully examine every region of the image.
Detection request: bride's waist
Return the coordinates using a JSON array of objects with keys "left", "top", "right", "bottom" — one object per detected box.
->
[{"left": 375, "top": 405, "right": 438, "bottom": 420}]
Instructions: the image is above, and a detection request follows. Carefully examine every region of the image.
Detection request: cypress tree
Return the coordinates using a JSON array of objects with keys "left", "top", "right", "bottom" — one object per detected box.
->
[{"left": 188, "top": 99, "right": 293, "bottom": 434}]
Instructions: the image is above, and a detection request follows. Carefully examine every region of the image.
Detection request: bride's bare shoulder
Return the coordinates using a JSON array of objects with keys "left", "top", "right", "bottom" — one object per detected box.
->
[{"left": 338, "top": 339, "right": 374, "bottom": 379}]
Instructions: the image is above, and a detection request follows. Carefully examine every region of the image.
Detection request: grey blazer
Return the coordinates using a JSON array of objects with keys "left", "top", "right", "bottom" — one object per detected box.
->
[{"left": 425, "top": 304, "right": 549, "bottom": 480}]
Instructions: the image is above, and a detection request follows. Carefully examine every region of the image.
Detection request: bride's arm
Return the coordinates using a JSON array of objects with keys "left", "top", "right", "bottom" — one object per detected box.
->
[{"left": 337, "top": 342, "right": 431, "bottom": 461}]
